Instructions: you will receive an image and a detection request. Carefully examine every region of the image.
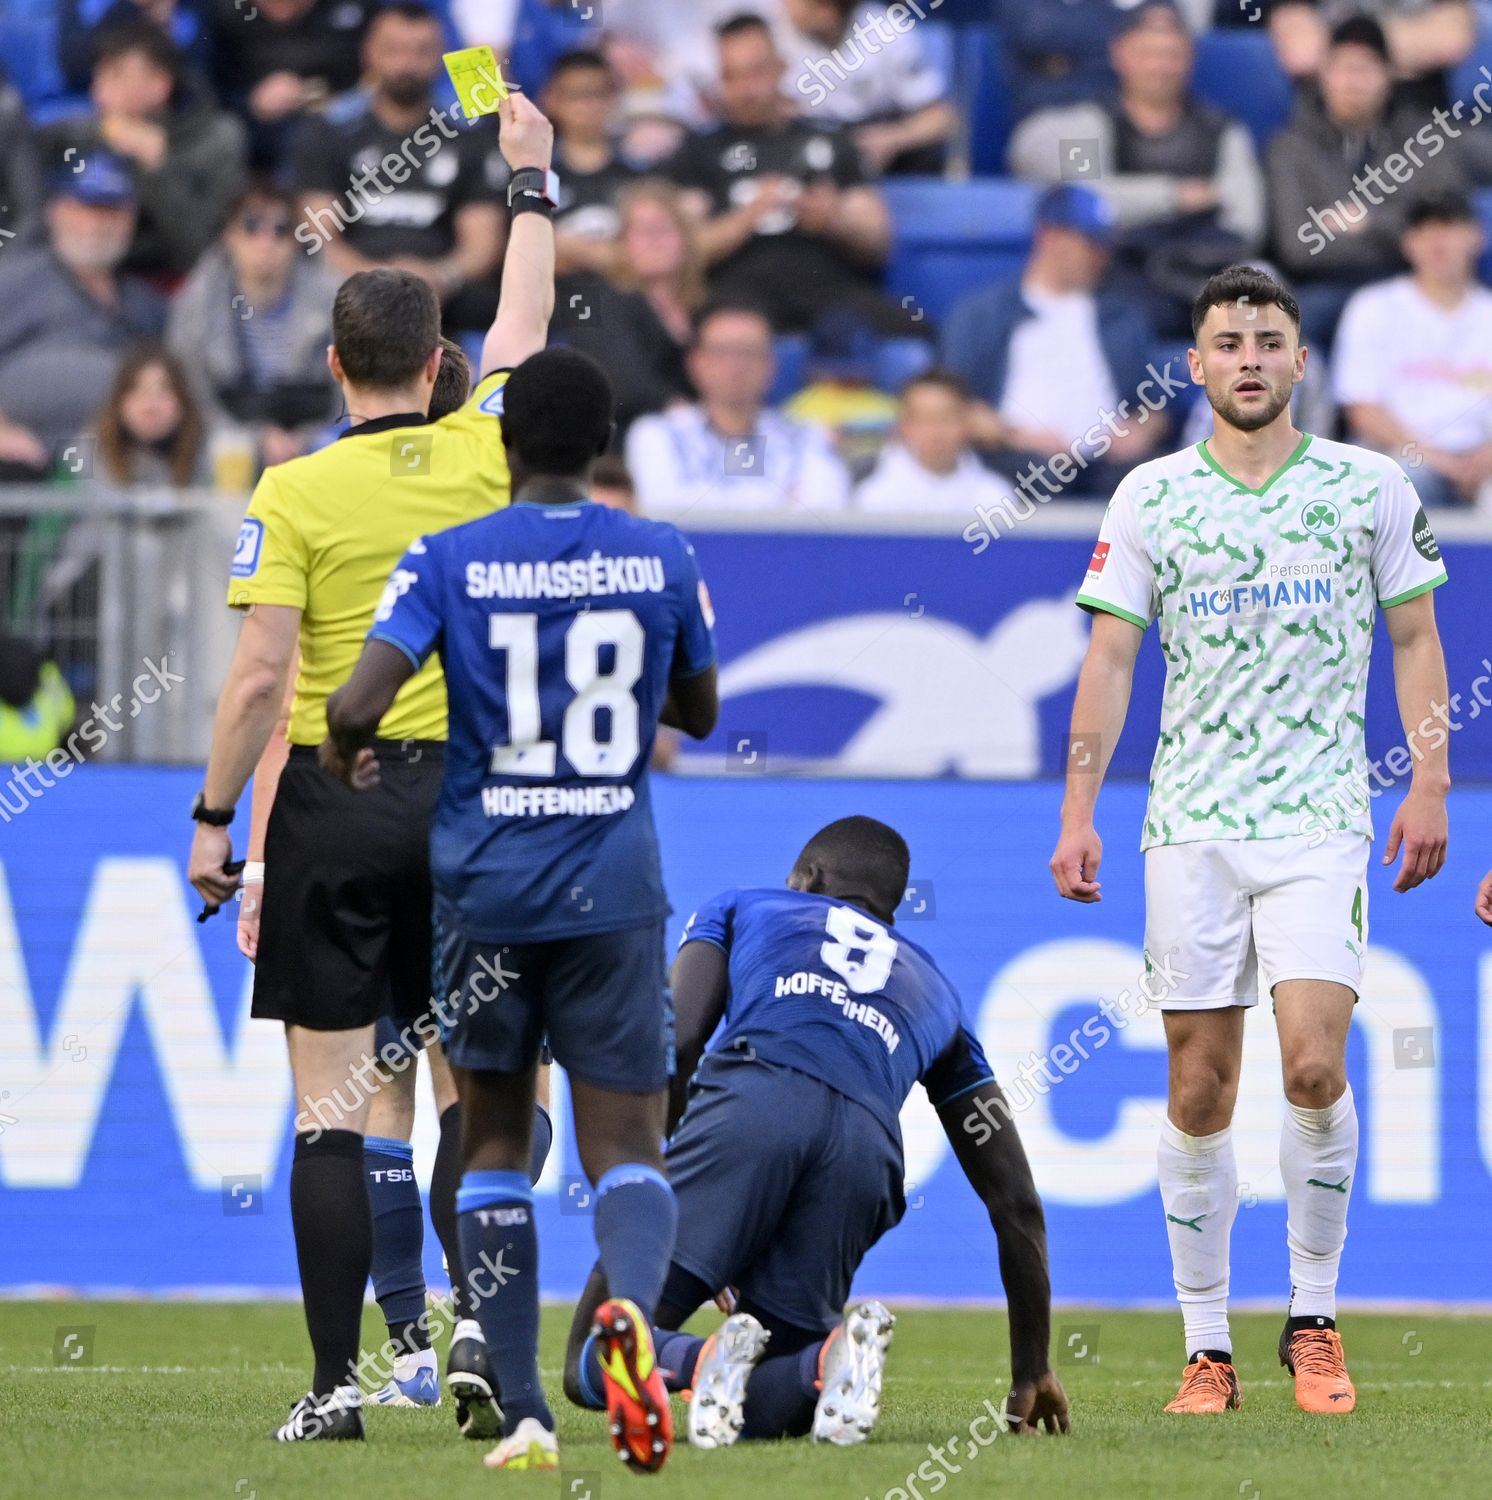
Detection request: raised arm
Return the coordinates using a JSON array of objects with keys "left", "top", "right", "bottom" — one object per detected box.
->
[
  {"left": 481, "top": 93, "right": 557, "bottom": 375},
  {"left": 937, "top": 1080, "right": 1069, "bottom": 1433}
]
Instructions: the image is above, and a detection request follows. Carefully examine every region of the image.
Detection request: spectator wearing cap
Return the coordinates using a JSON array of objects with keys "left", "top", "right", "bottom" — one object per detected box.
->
[
  {"left": 294, "top": 1, "right": 506, "bottom": 334},
  {"left": 1334, "top": 190, "right": 1492, "bottom": 508},
  {"left": 854, "top": 371, "right": 1020, "bottom": 513},
  {"left": 207, "top": 0, "right": 374, "bottom": 170},
  {"left": 941, "top": 184, "right": 1162, "bottom": 498},
  {"left": 625, "top": 300, "right": 852, "bottom": 512},
  {"left": 0, "top": 153, "right": 166, "bottom": 474},
  {"left": 1267, "top": 14, "right": 1467, "bottom": 345},
  {"left": 778, "top": 0, "right": 957, "bottom": 175},
  {"left": 1010, "top": 0, "right": 1264, "bottom": 338},
  {"left": 41, "top": 21, "right": 247, "bottom": 277},
  {"left": 166, "top": 182, "right": 340, "bottom": 471},
  {"left": 664, "top": 14, "right": 919, "bottom": 345}
]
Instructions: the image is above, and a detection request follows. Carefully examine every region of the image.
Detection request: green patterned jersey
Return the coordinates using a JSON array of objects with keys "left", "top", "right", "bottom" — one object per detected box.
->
[{"left": 1076, "top": 433, "right": 1447, "bottom": 850}]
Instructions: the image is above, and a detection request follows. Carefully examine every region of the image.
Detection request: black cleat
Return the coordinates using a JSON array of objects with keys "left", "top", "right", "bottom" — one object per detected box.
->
[
  {"left": 274, "top": 1387, "right": 365, "bottom": 1441},
  {"left": 447, "top": 1327, "right": 503, "bottom": 1441}
]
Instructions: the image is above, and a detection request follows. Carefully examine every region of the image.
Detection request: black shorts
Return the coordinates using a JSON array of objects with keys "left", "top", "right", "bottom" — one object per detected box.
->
[{"left": 252, "top": 741, "right": 442, "bottom": 1032}]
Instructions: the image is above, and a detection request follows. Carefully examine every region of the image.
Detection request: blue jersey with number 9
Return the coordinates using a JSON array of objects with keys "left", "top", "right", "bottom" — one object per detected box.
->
[{"left": 369, "top": 498, "right": 716, "bottom": 942}]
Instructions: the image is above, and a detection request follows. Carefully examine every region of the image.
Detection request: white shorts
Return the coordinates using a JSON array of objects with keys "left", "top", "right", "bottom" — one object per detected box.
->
[{"left": 1143, "top": 834, "right": 1369, "bottom": 1010}]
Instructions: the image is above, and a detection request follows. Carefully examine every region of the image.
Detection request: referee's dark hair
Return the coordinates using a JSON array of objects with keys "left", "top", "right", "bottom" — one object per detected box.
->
[
  {"left": 501, "top": 348, "right": 615, "bottom": 476},
  {"left": 792, "top": 816, "right": 911, "bottom": 921},
  {"left": 1190, "top": 264, "right": 1301, "bottom": 340},
  {"left": 332, "top": 269, "right": 441, "bottom": 389}
]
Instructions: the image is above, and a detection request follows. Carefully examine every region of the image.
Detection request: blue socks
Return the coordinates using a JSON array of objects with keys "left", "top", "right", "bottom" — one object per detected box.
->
[
  {"left": 592, "top": 1164, "right": 677, "bottom": 1321},
  {"left": 365, "top": 1136, "right": 429, "bottom": 1354},
  {"left": 576, "top": 1326, "right": 700, "bottom": 1409},
  {"left": 458, "top": 1169, "right": 551, "bottom": 1433},
  {"left": 529, "top": 1103, "right": 554, "bottom": 1183},
  {"left": 740, "top": 1343, "right": 824, "bottom": 1440}
]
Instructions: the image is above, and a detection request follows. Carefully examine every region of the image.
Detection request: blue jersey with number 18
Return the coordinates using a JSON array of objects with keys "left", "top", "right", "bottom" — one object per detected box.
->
[{"left": 369, "top": 498, "right": 716, "bottom": 943}]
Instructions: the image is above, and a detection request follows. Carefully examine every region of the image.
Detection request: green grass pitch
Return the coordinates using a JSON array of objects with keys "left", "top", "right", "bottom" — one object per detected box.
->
[{"left": 4, "top": 1302, "right": 1487, "bottom": 1499}]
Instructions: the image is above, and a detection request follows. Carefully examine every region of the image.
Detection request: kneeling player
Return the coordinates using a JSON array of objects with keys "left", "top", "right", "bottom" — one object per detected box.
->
[{"left": 562, "top": 816, "right": 1070, "bottom": 1446}]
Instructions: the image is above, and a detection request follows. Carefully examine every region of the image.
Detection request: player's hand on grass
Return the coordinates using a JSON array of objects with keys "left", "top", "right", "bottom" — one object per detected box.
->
[
  {"left": 1050, "top": 822, "right": 1103, "bottom": 902},
  {"left": 498, "top": 91, "right": 554, "bottom": 172},
  {"left": 1004, "top": 1370, "right": 1070, "bottom": 1435},
  {"left": 188, "top": 824, "right": 240, "bottom": 906},
  {"left": 1382, "top": 785, "right": 1447, "bottom": 892},
  {"left": 1475, "top": 868, "right": 1492, "bottom": 926},
  {"left": 317, "top": 738, "right": 381, "bottom": 790},
  {"left": 237, "top": 870, "right": 263, "bottom": 962},
  {"left": 713, "top": 1286, "right": 738, "bottom": 1314}
]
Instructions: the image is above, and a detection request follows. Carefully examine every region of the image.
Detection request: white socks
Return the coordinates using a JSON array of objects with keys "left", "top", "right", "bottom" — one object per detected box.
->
[
  {"left": 1280, "top": 1084, "right": 1357, "bottom": 1321},
  {"left": 1158, "top": 1119, "right": 1239, "bottom": 1358}
]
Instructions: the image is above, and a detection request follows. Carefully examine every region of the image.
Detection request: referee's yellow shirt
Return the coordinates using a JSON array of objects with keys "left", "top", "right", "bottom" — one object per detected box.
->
[{"left": 226, "top": 370, "right": 511, "bottom": 746}]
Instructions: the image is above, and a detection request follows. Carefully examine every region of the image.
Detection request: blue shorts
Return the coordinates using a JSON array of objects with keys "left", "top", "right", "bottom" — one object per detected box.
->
[
  {"left": 436, "top": 917, "right": 672, "bottom": 1091},
  {"left": 664, "top": 1047, "right": 905, "bottom": 1334}
]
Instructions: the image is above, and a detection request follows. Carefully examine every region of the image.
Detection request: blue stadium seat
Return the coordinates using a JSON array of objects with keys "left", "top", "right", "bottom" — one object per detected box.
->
[
  {"left": 882, "top": 176, "right": 1039, "bottom": 322},
  {"left": 961, "top": 24, "right": 1012, "bottom": 176},
  {"left": 1449, "top": 2, "right": 1492, "bottom": 107},
  {"left": 1, "top": 0, "right": 69, "bottom": 110},
  {"left": 1474, "top": 189, "right": 1492, "bottom": 282},
  {"left": 1191, "top": 30, "right": 1295, "bottom": 151},
  {"left": 769, "top": 333, "right": 812, "bottom": 405}
]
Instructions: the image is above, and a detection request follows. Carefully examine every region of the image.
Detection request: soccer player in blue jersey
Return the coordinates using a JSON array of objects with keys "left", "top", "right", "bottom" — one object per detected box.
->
[
  {"left": 320, "top": 346, "right": 719, "bottom": 1473},
  {"left": 562, "top": 816, "right": 1070, "bottom": 1447}
]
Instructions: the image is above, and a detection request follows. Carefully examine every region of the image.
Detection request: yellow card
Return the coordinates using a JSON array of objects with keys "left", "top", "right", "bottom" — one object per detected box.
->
[{"left": 444, "top": 46, "right": 508, "bottom": 117}]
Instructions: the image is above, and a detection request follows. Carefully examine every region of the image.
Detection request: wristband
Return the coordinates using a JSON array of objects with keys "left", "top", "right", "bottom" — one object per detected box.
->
[
  {"left": 243, "top": 861, "right": 265, "bottom": 882},
  {"left": 507, "top": 166, "right": 558, "bottom": 217}
]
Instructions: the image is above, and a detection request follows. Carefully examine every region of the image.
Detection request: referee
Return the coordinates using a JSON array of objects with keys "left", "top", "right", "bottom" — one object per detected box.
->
[{"left": 188, "top": 92, "right": 558, "bottom": 1443}]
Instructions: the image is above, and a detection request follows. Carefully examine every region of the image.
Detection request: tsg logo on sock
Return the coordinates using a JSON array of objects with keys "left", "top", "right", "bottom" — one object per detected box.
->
[{"left": 475, "top": 1205, "right": 530, "bottom": 1227}]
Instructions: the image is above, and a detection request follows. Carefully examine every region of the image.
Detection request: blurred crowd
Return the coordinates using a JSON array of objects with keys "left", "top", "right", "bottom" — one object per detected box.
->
[{"left": 2, "top": 0, "right": 1492, "bottom": 512}]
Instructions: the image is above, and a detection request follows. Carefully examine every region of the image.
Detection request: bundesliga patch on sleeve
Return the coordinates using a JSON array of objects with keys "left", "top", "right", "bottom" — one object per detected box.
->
[
  {"left": 698, "top": 578, "right": 716, "bottom": 628},
  {"left": 231, "top": 517, "right": 264, "bottom": 578},
  {"left": 1088, "top": 541, "right": 1110, "bottom": 574}
]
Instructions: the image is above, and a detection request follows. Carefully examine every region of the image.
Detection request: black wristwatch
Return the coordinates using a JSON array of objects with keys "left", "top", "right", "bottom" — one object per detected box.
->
[
  {"left": 191, "top": 791, "right": 235, "bottom": 827},
  {"left": 507, "top": 167, "right": 559, "bottom": 211}
]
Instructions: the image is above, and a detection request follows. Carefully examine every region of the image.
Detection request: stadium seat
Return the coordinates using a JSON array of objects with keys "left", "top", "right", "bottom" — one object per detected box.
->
[
  {"left": 1474, "top": 189, "right": 1492, "bottom": 281},
  {"left": 769, "top": 333, "right": 811, "bottom": 405},
  {"left": 1, "top": 0, "right": 70, "bottom": 110},
  {"left": 1449, "top": 2, "right": 1492, "bottom": 107},
  {"left": 882, "top": 176, "right": 1039, "bottom": 323},
  {"left": 961, "top": 24, "right": 1013, "bottom": 177},
  {"left": 1191, "top": 30, "right": 1295, "bottom": 151}
]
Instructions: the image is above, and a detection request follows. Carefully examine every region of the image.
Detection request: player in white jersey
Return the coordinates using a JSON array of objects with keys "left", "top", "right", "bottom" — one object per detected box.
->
[{"left": 1051, "top": 265, "right": 1450, "bottom": 1416}]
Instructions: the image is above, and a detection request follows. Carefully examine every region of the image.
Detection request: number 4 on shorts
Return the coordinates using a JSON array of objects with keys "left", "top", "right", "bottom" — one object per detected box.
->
[{"left": 1349, "top": 885, "right": 1364, "bottom": 943}]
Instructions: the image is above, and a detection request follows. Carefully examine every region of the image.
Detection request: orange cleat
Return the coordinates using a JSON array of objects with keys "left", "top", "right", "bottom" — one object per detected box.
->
[
  {"left": 1164, "top": 1355, "right": 1243, "bottom": 1414},
  {"left": 1280, "top": 1324, "right": 1356, "bottom": 1413},
  {"left": 591, "top": 1297, "right": 673, "bottom": 1473}
]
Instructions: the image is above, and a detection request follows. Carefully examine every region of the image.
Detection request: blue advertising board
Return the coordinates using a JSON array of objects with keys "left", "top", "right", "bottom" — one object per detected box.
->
[
  {"left": 2, "top": 768, "right": 1489, "bottom": 1306},
  {"left": 678, "top": 527, "right": 1492, "bottom": 782}
]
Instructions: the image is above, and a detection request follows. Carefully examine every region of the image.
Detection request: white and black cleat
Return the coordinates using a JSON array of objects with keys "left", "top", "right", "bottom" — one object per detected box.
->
[
  {"left": 811, "top": 1300, "right": 895, "bottom": 1446},
  {"left": 687, "top": 1313, "right": 771, "bottom": 1450},
  {"left": 446, "top": 1320, "right": 503, "bottom": 1441},
  {"left": 274, "top": 1385, "right": 365, "bottom": 1441}
]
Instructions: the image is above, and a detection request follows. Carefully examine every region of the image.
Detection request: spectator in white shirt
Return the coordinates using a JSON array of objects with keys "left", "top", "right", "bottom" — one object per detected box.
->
[
  {"left": 626, "top": 300, "right": 852, "bottom": 512},
  {"left": 778, "top": 0, "right": 956, "bottom": 174},
  {"left": 1334, "top": 189, "right": 1492, "bottom": 510},
  {"left": 855, "top": 371, "right": 1018, "bottom": 512}
]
